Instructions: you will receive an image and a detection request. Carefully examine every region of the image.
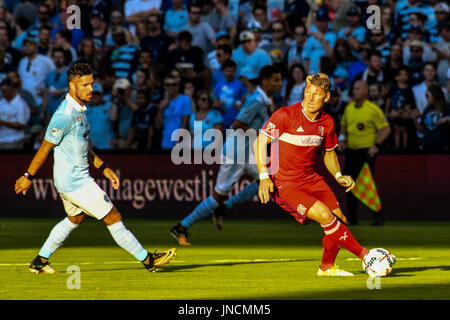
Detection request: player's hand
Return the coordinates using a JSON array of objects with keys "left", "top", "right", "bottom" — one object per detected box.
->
[
  {"left": 258, "top": 178, "right": 274, "bottom": 204},
  {"left": 15, "top": 176, "right": 32, "bottom": 195},
  {"left": 367, "top": 145, "right": 379, "bottom": 158},
  {"left": 103, "top": 168, "right": 120, "bottom": 190},
  {"left": 336, "top": 175, "right": 355, "bottom": 193}
]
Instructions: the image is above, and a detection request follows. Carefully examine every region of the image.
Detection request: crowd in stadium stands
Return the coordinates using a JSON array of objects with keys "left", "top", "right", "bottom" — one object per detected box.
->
[{"left": 0, "top": 0, "right": 448, "bottom": 153}]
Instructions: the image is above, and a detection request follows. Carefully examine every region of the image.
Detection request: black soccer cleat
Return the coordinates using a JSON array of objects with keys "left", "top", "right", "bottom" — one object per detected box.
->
[
  {"left": 29, "top": 255, "right": 56, "bottom": 274},
  {"left": 170, "top": 223, "right": 191, "bottom": 246},
  {"left": 212, "top": 203, "right": 228, "bottom": 230}
]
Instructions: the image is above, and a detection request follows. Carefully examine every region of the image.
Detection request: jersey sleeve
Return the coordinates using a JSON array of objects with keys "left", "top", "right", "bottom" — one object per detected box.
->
[
  {"left": 324, "top": 118, "right": 338, "bottom": 151},
  {"left": 236, "top": 98, "right": 261, "bottom": 127},
  {"left": 44, "top": 113, "right": 72, "bottom": 145},
  {"left": 260, "top": 108, "right": 287, "bottom": 140},
  {"left": 372, "top": 105, "right": 389, "bottom": 131}
]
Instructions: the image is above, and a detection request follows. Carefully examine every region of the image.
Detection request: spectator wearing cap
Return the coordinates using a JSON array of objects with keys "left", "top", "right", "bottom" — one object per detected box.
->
[
  {"left": 212, "top": 59, "right": 247, "bottom": 129},
  {"left": 338, "top": 6, "right": 366, "bottom": 58},
  {"left": 396, "top": 0, "right": 435, "bottom": 41},
  {"left": 0, "top": 26, "right": 22, "bottom": 68},
  {"left": 287, "top": 23, "right": 307, "bottom": 66},
  {"left": 110, "top": 78, "right": 139, "bottom": 149},
  {"left": 140, "top": 13, "right": 175, "bottom": 63},
  {"left": 210, "top": 43, "right": 232, "bottom": 89},
  {"left": 41, "top": 47, "right": 71, "bottom": 124},
  {"left": 262, "top": 20, "right": 290, "bottom": 64},
  {"left": 430, "top": 2, "right": 449, "bottom": 43},
  {"left": 232, "top": 30, "right": 271, "bottom": 86},
  {"left": 85, "top": 82, "right": 116, "bottom": 150},
  {"left": 431, "top": 21, "right": 450, "bottom": 86},
  {"left": 247, "top": 20, "right": 270, "bottom": 48},
  {"left": 110, "top": 26, "right": 141, "bottom": 80},
  {"left": 164, "top": 0, "right": 189, "bottom": 38},
  {"left": 181, "top": 2, "right": 216, "bottom": 55},
  {"left": 168, "top": 31, "right": 209, "bottom": 89},
  {"left": 302, "top": 7, "right": 336, "bottom": 75},
  {"left": 18, "top": 36, "right": 55, "bottom": 124},
  {"left": 212, "top": 0, "right": 237, "bottom": 44},
  {"left": 404, "top": 40, "right": 436, "bottom": 86},
  {"left": 55, "top": 29, "right": 77, "bottom": 63},
  {"left": 155, "top": 75, "right": 192, "bottom": 150},
  {"left": 88, "top": 10, "right": 109, "bottom": 50},
  {"left": 0, "top": 78, "right": 30, "bottom": 149},
  {"left": 207, "top": 31, "right": 231, "bottom": 72}
]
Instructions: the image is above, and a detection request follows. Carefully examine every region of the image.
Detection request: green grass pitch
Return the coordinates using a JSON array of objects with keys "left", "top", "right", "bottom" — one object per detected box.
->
[{"left": 0, "top": 218, "right": 449, "bottom": 300}]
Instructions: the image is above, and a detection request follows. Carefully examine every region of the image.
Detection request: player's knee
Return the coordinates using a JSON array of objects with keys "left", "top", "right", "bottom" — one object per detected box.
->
[
  {"left": 68, "top": 213, "right": 86, "bottom": 225},
  {"left": 102, "top": 207, "right": 122, "bottom": 226}
]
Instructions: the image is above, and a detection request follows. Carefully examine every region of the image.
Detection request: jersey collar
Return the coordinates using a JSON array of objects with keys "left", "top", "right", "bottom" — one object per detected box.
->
[
  {"left": 300, "top": 101, "right": 322, "bottom": 122},
  {"left": 256, "top": 86, "right": 272, "bottom": 106},
  {"left": 66, "top": 93, "right": 87, "bottom": 112}
]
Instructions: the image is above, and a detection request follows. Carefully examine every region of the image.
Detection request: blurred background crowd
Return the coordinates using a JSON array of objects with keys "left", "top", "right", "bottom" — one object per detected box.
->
[{"left": 0, "top": 0, "right": 448, "bottom": 153}]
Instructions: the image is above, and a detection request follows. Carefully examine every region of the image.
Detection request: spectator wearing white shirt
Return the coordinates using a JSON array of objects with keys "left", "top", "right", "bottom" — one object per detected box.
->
[
  {"left": 0, "top": 78, "right": 30, "bottom": 149},
  {"left": 18, "top": 36, "right": 55, "bottom": 124},
  {"left": 413, "top": 62, "right": 448, "bottom": 115}
]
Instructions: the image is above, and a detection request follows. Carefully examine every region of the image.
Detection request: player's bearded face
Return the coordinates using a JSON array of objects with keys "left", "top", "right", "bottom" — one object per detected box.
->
[
  {"left": 303, "top": 84, "right": 328, "bottom": 114},
  {"left": 73, "top": 74, "right": 94, "bottom": 103}
]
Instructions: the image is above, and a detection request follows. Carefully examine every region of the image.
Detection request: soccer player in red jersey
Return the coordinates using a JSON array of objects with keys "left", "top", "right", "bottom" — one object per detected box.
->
[{"left": 255, "top": 73, "right": 369, "bottom": 276}]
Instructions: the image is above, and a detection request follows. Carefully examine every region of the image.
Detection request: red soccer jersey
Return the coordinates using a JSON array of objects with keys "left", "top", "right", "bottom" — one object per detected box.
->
[{"left": 261, "top": 101, "right": 338, "bottom": 184}]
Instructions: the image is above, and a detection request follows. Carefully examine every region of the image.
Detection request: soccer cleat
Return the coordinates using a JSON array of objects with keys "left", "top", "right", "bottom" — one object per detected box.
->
[
  {"left": 142, "top": 248, "right": 177, "bottom": 272},
  {"left": 317, "top": 265, "right": 354, "bottom": 277},
  {"left": 170, "top": 223, "right": 191, "bottom": 246},
  {"left": 212, "top": 204, "right": 228, "bottom": 230},
  {"left": 29, "top": 255, "right": 56, "bottom": 274}
]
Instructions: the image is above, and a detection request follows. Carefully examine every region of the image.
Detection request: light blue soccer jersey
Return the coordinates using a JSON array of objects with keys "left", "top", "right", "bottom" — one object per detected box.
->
[
  {"left": 223, "top": 87, "right": 272, "bottom": 162},
  {"left": 45, "top": 94, "right": 92, "bottom": 194}
]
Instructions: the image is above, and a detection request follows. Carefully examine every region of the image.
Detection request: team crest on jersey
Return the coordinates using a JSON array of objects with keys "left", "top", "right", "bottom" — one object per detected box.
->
[
  {"left": 50, "top": 127, "right": 62, "bottom": 137},
  {"left": 266, "top": 122, "right": 276, "bottom": 134},
  {"left": 77, "top": 116, "right": 82, "bottom": 122},
  {"left": 318, "top": 126, "right": 324, "bottom": 137},
  {"left": 297, "top": 204, "right": 306, "bottom": 215}
]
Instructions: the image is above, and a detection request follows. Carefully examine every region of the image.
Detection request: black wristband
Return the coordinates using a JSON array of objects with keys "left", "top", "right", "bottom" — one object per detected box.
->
[
  {"left": 24, "top": 171, "right": 34, "bottom": 180},
  {"left": 99, "top": 163, "right": 108, "bottom": 172},
  {"left": 375, "top": 143, "right": 382, "bottom": 149}
]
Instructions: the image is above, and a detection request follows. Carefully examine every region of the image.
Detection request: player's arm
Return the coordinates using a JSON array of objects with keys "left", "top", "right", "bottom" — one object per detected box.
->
[
  {"left": 88, "top": 148, "right": 120, "bottom": 190},
  {"left": 231, "top": 119, "right": 249, "bottom": 131},
  {"left": 14, "top": 139, "right": 56, "bottom": 195},
  {"left": 254, "top": 132, "right": 273, "bottom": 204},
  {"left": 323, "top": 149, "right": 355, "bottom": 193}
]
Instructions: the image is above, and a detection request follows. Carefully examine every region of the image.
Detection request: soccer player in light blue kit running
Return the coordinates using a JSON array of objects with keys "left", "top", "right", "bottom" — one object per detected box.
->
[
  {"left": 170, "top": 65, "right": 282, "bottom": 246},
  {"left": 14, "top": 62, "right": 176, "bottom": 273}
]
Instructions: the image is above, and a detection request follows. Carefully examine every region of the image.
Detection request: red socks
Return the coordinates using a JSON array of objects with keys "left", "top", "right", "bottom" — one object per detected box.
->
[{"left": 320, "top": 217, "right": 368, "bottom": 270}]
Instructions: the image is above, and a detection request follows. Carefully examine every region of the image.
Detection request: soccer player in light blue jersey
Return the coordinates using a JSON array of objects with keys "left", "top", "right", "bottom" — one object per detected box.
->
[
  {"left": 170, "top": 65, "right": 282, "bottom": 246},
  {"left": 15, "top": 62, "right": 176, "bottom": 274}
]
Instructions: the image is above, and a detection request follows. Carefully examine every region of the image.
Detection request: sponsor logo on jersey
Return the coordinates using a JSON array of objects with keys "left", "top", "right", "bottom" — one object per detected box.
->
[
  {"left": 50, "top": 127, "right": 62, "bottom": 137},
  {"left": 297, "top": 204, "right": 306, "bottom": 215}
]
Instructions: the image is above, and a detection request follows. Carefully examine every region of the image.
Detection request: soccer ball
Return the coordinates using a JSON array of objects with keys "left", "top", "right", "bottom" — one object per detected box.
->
[{"left": 362, "top": 248, "right": 396, "bottom": 277}]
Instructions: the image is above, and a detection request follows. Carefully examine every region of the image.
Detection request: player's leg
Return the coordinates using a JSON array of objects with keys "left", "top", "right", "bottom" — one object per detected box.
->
[
  {"left": 171, "top": 163, "right": 243, "bottom": 244},
  {"left": 103, "top": 207, "right": 176, "bottom": 272},
  {"left": 29, "top": 197, "right": 87, "bottom": 274},
  {"left": 307, "top": 201, "right": 369, "bottom": 275}
]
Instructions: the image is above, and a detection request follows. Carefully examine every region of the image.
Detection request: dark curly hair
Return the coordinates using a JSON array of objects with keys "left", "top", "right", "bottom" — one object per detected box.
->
[{"left": 67, "top": 62, "right": 93, "bottom": 83}]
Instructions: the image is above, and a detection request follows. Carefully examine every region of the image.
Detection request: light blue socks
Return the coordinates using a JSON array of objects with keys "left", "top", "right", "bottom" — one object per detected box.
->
[
  {"left": 181, "top": 195, "right": 219, "bottom": 229},
  {"left": 39, "top": 217, "right": 79, "bottom": 259},
  {"left": 224, "top": 182, "right": 259, "bottom": 210},
  {"left": 107, "top": 221, "right": 148, "bottom": 262}
]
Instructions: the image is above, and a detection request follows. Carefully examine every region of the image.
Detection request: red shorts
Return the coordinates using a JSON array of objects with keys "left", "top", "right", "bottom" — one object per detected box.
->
[{"left": 271, "top": 175, "right": 340, "bottom": 224}]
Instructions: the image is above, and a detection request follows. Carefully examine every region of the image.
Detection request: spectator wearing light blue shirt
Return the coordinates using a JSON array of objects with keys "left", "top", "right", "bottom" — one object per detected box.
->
[
  {"left": 337, "top": 6, "right": 366, "bottom": 59},
  {"left": 164, "top": 0, "right": 189, "bottom": 38},
  {"left": 232, "top": 30, "right": 272, "bottom": 85},
  {"left": 302, "top": 7, "right": 336, "bottom": 75},
  {"left": 155, "top": 76, "right": 192, "bottom": 150}
]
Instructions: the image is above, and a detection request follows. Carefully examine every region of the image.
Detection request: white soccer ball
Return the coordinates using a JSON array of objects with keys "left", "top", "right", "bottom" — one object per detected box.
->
[{"left": 362, "top": 248, "right": 396, "bottom": 277}]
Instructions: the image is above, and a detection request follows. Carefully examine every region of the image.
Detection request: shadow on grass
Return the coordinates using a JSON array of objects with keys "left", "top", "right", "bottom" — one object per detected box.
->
[{"left": 82, "top": 258, "right": 314, "bottom": 273}]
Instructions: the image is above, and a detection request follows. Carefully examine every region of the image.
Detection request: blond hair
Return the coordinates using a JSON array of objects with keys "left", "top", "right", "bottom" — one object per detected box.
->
[{"left": 306, "top": 73, "right": 330, "bottom": 95}]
